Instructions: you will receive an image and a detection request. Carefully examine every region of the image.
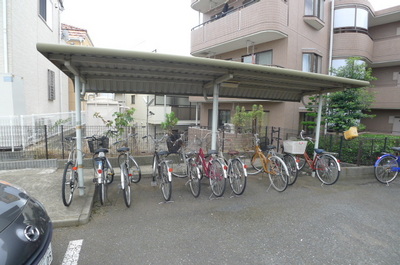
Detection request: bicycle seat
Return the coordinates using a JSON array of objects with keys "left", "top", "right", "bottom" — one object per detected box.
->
[
  {"left": 207, "top": 150, "right": 218, "bottom": 156},
  {"left": 117, "top": 147, "right": 130, "bottom": 153},
  {"left": 228, "top": 150, "right": 239, "bottom": 156},
  {"left": 95, "top": 148, "right": 109, "bottom": 154},
  {"left": 391, "top": 147, "right": 400, "bottom": 152},
  {"left": 265, "top": 145, "right": 276, "bottom": 150},
  {"left": 314, "top": 149, "right": 325, "bottom": 154}
]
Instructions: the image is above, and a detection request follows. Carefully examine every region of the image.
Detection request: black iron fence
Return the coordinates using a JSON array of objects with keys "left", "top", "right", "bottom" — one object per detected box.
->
[{"left": 1, "top": 124, "right": 400, "bottom": 166}]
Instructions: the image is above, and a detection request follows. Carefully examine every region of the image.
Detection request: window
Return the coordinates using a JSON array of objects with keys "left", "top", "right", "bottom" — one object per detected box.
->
[
  {"left": 302, "top": 53, "right": 322, "bottom": 73},
  {"left": 242, "top": 50, "right": 273, "bottom": 66},
  {"left": 39, "top": 0, "right": 53, "bottom": 28},
  {"left": 334, "top": 6, "right": 369, "bottom": 34},
  {"left": 48, "top": 69, "right": 55, "bottom": 101},
  {"left": 131, "top": 95, "right": 135, "bottom": 104},
  {"left": 208, "top": 110, "right": 231, "bottom": 129},
  {"left": 305, "top": 0, "right": 324, "bottom": 20}
]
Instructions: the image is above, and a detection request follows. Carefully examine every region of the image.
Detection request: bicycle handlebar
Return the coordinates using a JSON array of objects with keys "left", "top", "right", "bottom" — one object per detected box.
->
[{"left": 300, "top": 130, "right": 314, "bottom": 142}]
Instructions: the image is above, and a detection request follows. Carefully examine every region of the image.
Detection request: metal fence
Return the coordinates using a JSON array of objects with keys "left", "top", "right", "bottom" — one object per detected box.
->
[{"left": 1, "top": 124, "right": 400, "bottom": 166}]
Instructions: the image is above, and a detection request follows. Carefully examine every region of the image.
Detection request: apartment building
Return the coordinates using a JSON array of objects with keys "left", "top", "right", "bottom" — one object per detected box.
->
[
  {"left": 190, "top": 0, "right": 400, "bottom": 134},
  {"left": 0, "top": 0, "right": 69, "bottom": 118}
]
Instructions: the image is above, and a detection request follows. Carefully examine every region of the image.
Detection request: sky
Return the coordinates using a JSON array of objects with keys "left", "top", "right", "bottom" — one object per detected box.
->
[{"left": 60, "top": 0, "right": 399, "bottom": 57}]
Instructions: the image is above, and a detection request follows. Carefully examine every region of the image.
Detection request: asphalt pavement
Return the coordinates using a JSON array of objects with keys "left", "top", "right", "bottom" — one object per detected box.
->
[{"left": 0, "top": 162, "right": 381, "bottom": 228}]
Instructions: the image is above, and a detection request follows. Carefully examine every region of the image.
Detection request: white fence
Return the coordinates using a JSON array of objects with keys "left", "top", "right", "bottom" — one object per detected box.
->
[{"left": 0, "top": 111, "right": 86, "bottom": 149}]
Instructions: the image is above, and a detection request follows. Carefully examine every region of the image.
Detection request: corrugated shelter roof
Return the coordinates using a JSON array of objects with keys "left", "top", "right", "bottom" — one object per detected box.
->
[{"left": 36, "top": 43, "right": 369, "bottom": 101}]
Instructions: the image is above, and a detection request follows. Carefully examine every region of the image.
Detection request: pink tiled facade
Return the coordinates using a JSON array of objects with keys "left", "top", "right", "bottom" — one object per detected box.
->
[{"left": 190, "top": 0, "right": 400, "bottom": 134}]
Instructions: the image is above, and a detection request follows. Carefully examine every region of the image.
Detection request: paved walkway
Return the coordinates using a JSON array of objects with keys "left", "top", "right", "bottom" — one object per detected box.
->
[{"left": 0, "top": 165, "right": 152, "bottom": 227}]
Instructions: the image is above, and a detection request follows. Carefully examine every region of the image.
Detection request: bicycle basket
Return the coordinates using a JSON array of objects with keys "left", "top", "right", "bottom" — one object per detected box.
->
[
  {"left": 167, "top": 135, "right": 182, "bottom": 153},
  {"left": 88, "top": 136, "right": 109, "bottom": 153}
]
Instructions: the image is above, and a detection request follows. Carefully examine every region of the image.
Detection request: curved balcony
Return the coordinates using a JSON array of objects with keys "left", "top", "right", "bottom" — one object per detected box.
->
[
  {"left": 333, "top": 33, "right": 373, "bottom": 61},
  {"left": 191, "top": 0, "right": 288, "bottom": 57}
]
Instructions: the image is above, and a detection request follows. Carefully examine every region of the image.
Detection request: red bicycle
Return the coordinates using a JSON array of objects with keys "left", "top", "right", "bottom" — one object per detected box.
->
[{"left": 194, "top": 133, "right": 227, "bottom": 197}]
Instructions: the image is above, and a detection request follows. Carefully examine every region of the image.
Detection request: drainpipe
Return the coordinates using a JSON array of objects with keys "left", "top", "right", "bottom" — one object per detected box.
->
[
  {"left": 328, "top": 0, "right": 335, "bottom": 71},
  {"left": 325, "top": 0, "right": 335, "bottom": 135},
  {"left": 3, "top": 0, "right": 9, "bottom": 73}
]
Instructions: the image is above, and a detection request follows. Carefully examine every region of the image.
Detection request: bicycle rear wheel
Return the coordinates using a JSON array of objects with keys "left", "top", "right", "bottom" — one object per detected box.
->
[
  {"left": 374, "top": 155, "right": 398, "bottom": 184},
  {"left": 229, "top": 158, "right": 247, "bottom": 195},
  {"left": 121, "top": 163, "right": 131, "bottom": 207},
  {"left": 188, "top": 158, "right": 201, "bottom": 197},
  {"left": 315, "top": 154, "right": 340, "bottom": 185},
  {"left": 283, "top": 154, "right": 298, "bottom": 185},
  {"left": 268, "top": 156, "right": 289, "bottom": 192},
  {"left": 249, "top": 153, "right": 263, "bottom": 175},
  {"left": 160, "top": 162, "right": 172, "bottom": 201},
  {"left": 99, "top": 176, "right": 106, "bottom": 205},
  {"left": 62, "top": 161, "right": 76, "bottom": 207},
  {"left": 169, "top": 152, "right": 187, "bottom": 178},
  {"left": 128, "top": 156, "right": 142, "bottom": 183},
  {"left": 209, "top": 159, "right": 226, "bottom": 197}
]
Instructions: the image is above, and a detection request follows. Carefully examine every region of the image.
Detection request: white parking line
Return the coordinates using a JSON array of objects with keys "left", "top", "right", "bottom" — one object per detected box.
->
[{"left": 62, "top": 239, "right": 83, "bottom": 265}]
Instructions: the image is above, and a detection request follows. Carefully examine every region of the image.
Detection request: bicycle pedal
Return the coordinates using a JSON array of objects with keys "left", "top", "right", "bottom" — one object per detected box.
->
[{"left": 151, "top": 181, "right": 157, "bottom": 187}]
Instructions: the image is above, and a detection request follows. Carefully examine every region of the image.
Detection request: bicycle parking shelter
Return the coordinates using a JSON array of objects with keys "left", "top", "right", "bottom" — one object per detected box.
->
[{"left": 37, "top": 43, "right": 369, "bottom": 196}]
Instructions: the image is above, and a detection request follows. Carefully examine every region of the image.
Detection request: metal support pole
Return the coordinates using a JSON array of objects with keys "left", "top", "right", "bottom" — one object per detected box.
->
[
  {"left": 211, "top": 83, "right": 219, "bottom": 150},
  {"left": 74, "top": 76, "right": 85, "bottom": 196}
]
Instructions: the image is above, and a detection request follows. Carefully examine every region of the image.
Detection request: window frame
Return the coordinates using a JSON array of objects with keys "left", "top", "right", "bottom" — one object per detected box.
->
[
  {"left": 242, "top": 50, "right": 273, "bottom": 66},
  {"left": 302, "top": 53, "right": 322, "bottom": 73},
  {"left": 304, "top": 0, "right": 325, "bottom": 21}
]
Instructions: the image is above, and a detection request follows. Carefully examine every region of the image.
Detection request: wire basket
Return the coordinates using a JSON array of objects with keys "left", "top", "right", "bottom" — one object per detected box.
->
[
  {"left": 88, "top": 136, "right": 109, "bottom": 153},
  {"left": 283, "top": 140, "right": 307, "bottom": 154}
]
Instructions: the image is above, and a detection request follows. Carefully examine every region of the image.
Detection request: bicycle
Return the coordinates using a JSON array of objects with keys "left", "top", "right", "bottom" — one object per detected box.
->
[
  {"left": 194, "top": 133, "right": 227, "bottom": 198},
  {"left": 89, "top": 133, "right": 115, "bottom": 205},
  {"left": 249, "top": 134, "right": 289, "bottom": 192},
  {"left": 61, "top": 136, "right": 88, "bottom": 207},
  {"left": 167, "top": 132, "right": 202, "bottom": 198},
  {"left": 217, "top": 132, "right": 247, "bottom": 196},
  {"left": 143, "top": 134, "right": 173, "bottom": 201},
  {"left": 285, "top": 130, "right": 341, "bottom": 185},
  {"left": 374, "top": 147, "right": 400, "bottom": 184},
  {"left": 114, "top": 133, "right": 142, "bottom": 207}
]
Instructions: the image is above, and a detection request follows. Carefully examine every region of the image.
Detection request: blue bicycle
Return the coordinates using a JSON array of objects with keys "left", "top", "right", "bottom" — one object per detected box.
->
[{"left": 374, "top": 147, "right": 400, "bottom": 184}]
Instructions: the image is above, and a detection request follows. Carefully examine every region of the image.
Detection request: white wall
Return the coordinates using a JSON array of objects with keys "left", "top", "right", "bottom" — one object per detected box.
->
[{"left": 0, "top": 0, "right": 69, "bottom": 117}]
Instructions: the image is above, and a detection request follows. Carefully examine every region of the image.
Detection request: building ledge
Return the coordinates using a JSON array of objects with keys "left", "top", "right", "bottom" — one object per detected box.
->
[{"left": 303, "top": 16, "right": 325, "bottom": 30}]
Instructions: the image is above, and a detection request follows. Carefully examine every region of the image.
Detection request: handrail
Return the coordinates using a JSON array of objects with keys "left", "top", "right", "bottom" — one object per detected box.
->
[{"left": 191, "top": 0, "right": 259, "bottom": 31}]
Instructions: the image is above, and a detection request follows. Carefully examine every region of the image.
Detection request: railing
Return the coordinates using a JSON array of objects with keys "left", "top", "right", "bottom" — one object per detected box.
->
[
  {"left": 1, "top": 124, "right": 399, "bottom": 166},
  {"left": 191, "top": 0, "right": 260, "bottom": 31}
]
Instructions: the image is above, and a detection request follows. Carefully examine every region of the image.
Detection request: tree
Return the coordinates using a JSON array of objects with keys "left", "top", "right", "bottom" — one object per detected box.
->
[
  {"left": 302, "top": 57, "right": 376, "bottom": 132},
  {"left": 160, "top": 111, "right": 179, "bottom": 134},
  {"left": 326, "top": 57, "right": 376, "bottom": 132},
  {"left": 93, "top": 107, "right": 136, "bottom": 135},
  {"left": 232, "top": 104, "right": 265, "bottom": 133}
]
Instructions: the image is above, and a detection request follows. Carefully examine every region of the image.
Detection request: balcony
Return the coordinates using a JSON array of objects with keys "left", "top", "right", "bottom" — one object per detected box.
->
[
  {"left": 332, "top": 33, "right": 373, "bottom": 61},
  {"left": 372, "top": 36, "right": 400, "bottom": 68},
  {"left": 191, "top": 0, "right": 288, "bottom": 57}
]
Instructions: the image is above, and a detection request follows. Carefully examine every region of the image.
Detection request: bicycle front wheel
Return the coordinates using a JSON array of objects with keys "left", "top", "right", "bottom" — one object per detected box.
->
[
  {"left": 121, "top": 163, "right": 131, "bottom": 207},
  {"left": 62, "top": 161, "right": 77, "bottom": 207},
  {"left": 268, "top": 156, "right": 289, "bottom": 192},
  {"left": 128, "top": 156, "right": 142, "bottom": 183},
  {"left": 283, "top": 154, "right": 298, "bottom": 185},
  {"left": 160, "top": 162, "right": 172, "bottom": 201},
  {"left": 315, "top": 154, "right": 340, "bottom": 185},
  {"left": 229, "top": 158, "right": 247, "bottom": 195},
  {"left": 188, "top": 158, "right": 201, "bottom": 197},
  {"left": 104, "top": 158, "right": 114, "bottom": 184},
  {"left": 209, "top": 159, "right": 226, "bottom": 197},
  {"left": 374, "top": 155, "right": 398, "bottom": 184}
]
